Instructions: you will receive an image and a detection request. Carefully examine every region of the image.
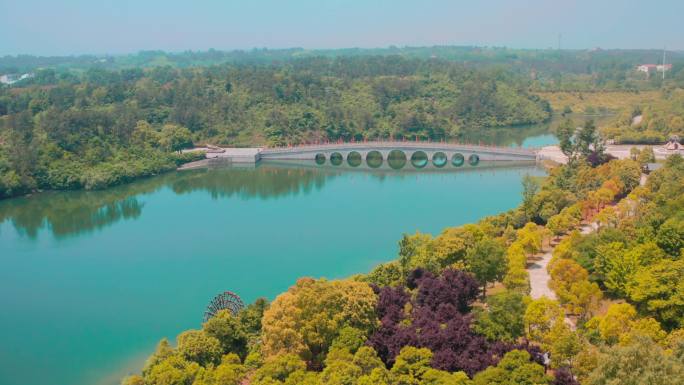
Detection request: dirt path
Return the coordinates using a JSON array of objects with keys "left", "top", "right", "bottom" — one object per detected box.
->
[
  {"left": 528, "top": 222, "right": 597, "bottom": 300},
  {"left": 527, "top": 174, "right": 646, "bottom": 329},
  {"left": 528, "top": 250, "right": 556, "bottom": 300}
]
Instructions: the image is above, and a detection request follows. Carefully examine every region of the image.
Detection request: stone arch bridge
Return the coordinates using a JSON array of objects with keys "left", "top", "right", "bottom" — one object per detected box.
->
[
  {"left": 259, "top": 142, "right": 537, "bottom": 168},
  {"left": 200, "top": 141, "right": 539, "bottom": 168}
]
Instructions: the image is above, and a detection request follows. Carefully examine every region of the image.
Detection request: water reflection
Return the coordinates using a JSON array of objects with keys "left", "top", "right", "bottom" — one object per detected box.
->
[
  {"left": 0, "top": 166, "right": 335, "bottom": 239},
  {"left": 0, "top": 161, "right": 542, "bottom": 239},
  {"left": 459, "top": 114, "right": 612, "bottom": 147},
  {"left": 168, "top": 166, "right": 333, "bottom": 200}
]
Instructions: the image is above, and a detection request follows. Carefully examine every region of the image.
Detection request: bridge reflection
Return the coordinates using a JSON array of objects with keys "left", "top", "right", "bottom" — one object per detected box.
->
[
  {"left": 314, "top": 149, "right": 484, "bottom": 169},
  {"left": 0, "top": 162, "right": 541, "bottom": 238}
]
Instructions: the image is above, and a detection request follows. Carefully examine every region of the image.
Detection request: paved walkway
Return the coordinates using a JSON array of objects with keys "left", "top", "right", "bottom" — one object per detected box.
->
[
  {"left": 528, "top": 250, "right": 557, "bottom": 300},
  {"left": 537, "top": 144, "right": 683, "bottom": 164},
  {"left": 528, "top": 222, "right": 599, "bottom": 301}
]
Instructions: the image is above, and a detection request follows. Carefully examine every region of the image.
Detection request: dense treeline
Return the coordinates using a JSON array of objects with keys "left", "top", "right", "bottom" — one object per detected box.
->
[
  {"left": 3, "top": 46, "right": 684, "bottom": 91},
  {"left": 123, "top": 115, "right": 684, "bottom": 384},
  {"left": 0, "top": 56, "right": 553, "bottom": 199}
]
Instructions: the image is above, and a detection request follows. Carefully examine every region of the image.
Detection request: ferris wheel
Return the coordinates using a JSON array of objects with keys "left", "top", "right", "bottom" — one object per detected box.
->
[{"left": 203, "top": 291, "right": 244, "bottom": 322}]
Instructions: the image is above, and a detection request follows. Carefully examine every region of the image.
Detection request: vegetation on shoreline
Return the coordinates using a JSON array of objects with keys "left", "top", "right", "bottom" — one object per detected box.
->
[
  {"left": 600, "top": 87, "right": 684, "bottom": 144},
  {"left": 0, "top": 55, "right": 557, "bottom": 200},
  {"left": 122, "top": 114, "right": 684, "bottom": 384},
  {"left": 3, "top": 46, "right": 684, "bottom": 200}
]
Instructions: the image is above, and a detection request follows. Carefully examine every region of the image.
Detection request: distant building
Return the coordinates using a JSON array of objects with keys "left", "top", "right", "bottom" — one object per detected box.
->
[
  {"left": 0, "top": 73, "right": 33, "bottom": 85},
  {"left": 636, "top": 64, "right": 672, "bottom": 75}
]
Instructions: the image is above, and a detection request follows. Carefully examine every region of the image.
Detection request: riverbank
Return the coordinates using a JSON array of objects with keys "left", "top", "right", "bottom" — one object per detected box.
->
[{"left": 0, "top": 162, "right": 546, "bottom": 385}]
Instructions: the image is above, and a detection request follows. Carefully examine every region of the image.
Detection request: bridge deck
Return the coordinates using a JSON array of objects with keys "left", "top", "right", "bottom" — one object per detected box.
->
[{"left": 260, "top": 141, "right": 536, "bottom": 156}]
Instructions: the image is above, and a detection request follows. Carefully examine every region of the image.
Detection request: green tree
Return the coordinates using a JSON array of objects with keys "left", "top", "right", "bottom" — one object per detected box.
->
[
  {"left": 474, "top": 290, "right": 526, "bottom": 342},
  {"left": 576, "top": 119, "right": 601, "bottom": 158},
  {"left": 192, "top": 354, "right": 246, "bottom": 385},
  {"left": 556, "top": 118, "right": 576, "bottom": 158},
  {"left": 472, "top": 350, "right": 550, "bottom": 385},
  {"left": 594, "top": 242, "right": 639, "bottom": 296},
  {"left": 176, "top": 330, "right": 222, "bottom": 366},
  {"left": 159, "top": 124, "right": 193, "bottom": 153},
  {"left": 466, "top": 237, "right": 506, "bottom": 297},
  {"left": 637, "top": 146, "right": 656, "bottom": 165},
  {"left": 352, "top": 346, "right": 386, "bottom": 376},
  {"left": 522, "top": 176, "right": 540, "bottom": 221},
  {"left": 587, "top": 337, "right": 684, "bottom": 385},
  {"left": 422, "top": 369, "right": 472, "bottom": 385},
  {"left": 655, "top": 218, "right": 684, "bottom": 257},
  {"left": 238, "top": 297, "right": 270, "bottom": 336},
  {"left": 202, "top": 309, "right": 249, "bottom": 358}
]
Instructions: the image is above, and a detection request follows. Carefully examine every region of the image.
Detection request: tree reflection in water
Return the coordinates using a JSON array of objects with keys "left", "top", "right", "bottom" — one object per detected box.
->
[
  {"left": 0, "top": 166, "right": 335, "bottom": 239},
  {"left": 0, "top": 161, "right": 539, "bottom": 239}
]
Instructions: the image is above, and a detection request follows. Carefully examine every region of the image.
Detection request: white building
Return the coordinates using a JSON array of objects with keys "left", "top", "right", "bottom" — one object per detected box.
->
[
  {"left": 636, "top": 64, "right": 672, "bottom": 74},
  {"left": 0, "top": 73, "right": 33, "bottom": 85}
]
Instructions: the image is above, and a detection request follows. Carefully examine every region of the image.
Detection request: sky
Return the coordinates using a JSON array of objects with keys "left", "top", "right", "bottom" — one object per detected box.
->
[{"left": 1, "top": 0, "right": 682, "bottom": 56}]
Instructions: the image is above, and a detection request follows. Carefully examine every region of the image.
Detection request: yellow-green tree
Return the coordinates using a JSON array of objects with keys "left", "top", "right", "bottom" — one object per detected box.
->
[
  {"left": 524, "top": 297, "right": 565, "bottom": 346},
  {"left": 585, "top": 303, "right": 637, "bottom": 345},
  {"left": 516, "top": 222, "right": 542, "bottom": 257},
  {"left": 389, "top": 346, "right": 434, "bottom": 385},
  {"left": 261, "top": 278, "right": 378, "bottom": 366},
  {"left": 549, "top": 258, "right": 601, "bottom": 319},
  {"left": 144, "top": 354, "right": 200, "bottom": 385},
  {"left": 251, "top": 354, "right": 308, "bottom": 385},
  {"left": 628, "top": 258, "right": 684, "bottom": 329}
]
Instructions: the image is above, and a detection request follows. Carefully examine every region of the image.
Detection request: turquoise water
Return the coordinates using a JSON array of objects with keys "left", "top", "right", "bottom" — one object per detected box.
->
[{"left": 0, "top": 159, "right": 546, "bottom": 385}]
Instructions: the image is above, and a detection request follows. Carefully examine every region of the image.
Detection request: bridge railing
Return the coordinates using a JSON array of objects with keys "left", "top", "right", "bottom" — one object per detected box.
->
[{"left": 260, "top": 140, "right": 538, "bottom": 156}]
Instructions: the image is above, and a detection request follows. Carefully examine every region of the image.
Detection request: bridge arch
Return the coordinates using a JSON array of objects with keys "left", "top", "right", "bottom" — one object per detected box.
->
[
  {"left": 452, "top": 153, "right": 464, "bottom": 167},
  {"left": 388, "top": 150, "right": 407, "bottom": 169},
  {"left": 330, "top": 152, "right": 343, "bottom": 166},
  {"left": 433, "top": 152, "right": 447, "bottom": 167},
  {"left": 315, "top": 153, "right": 326, "bottom": 165},
  {"left": 411, "top": 151, "right": 428, "bottom": 168},
  {"left": 347, "top": 151, "right": 362, "bottom": 167},
  {"left": 366, "top": 151, "right": 383, "bottom": 168}
]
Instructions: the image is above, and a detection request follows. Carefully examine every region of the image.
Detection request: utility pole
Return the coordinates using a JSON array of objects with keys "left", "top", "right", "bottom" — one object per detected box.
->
[{"left": 662, "top": 46, "right": 666, "bottom": 80}]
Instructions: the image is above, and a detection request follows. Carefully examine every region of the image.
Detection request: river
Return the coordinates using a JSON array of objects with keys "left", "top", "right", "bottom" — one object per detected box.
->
[{"left": 0, "top": 126, "right": 560, "bottom": 385}]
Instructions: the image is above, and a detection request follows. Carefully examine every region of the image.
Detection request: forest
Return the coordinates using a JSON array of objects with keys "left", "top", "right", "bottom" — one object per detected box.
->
[
  {"left": 0, "top": 55, "right": 553, "bottom": 199},
  {"left": 121, "top": 121, "right": 684, "bottom": 384},
  {"left": 3, "top": 47, "right": 684, "bottom": 200},
  {"left": 3, "top": 46, "right": 684, "bottom": 91}
]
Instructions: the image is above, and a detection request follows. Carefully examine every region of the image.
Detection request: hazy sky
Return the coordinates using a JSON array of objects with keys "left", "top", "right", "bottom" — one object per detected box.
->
[{"left": 1, "top": 0, "right": 682, "bottom": 55}]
